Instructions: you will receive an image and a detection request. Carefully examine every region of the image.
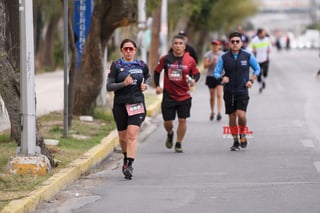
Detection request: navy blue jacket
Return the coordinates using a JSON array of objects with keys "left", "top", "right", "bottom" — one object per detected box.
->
[{"left": 214, "top": 49, "right": 260, "bottom": 95}]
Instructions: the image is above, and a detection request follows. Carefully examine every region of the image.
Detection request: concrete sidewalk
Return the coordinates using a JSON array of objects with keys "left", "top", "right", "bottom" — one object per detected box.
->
[
  {"left": 0, "top": 73, "right": 162, "bottom": 213},
  {"left": 0, "top": 71, "right": 64, "bottom": 132}
]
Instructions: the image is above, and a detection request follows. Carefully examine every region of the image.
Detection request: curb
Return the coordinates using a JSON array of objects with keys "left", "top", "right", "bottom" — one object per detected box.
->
[{"left": 1, "top": 95, "right": 162, "bottom": 213}]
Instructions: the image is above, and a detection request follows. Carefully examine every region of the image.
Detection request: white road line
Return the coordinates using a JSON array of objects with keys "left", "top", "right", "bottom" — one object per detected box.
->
[
  {"left": 301, "top": 139, "right": 315, "bottom": 148},
  {"left": 313, "top": 161, "right": 320, "bottom": 173}
]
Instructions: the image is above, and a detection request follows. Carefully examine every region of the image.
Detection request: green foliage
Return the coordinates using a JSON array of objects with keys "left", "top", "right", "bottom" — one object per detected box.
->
[
  {"left": 145, "top": 0, "right": 160, "bottom": 15},
  {"left": 0, "top": 134, "right": 10, "bottom": 143},
  {"left": 34, "top": 0, "right": 62, "bottom": 22},
  {"left": 54, "top": 38, "right": 64, "bottom": 69},
  {"left": 92, "top": 107, "right": 114, "bottom": 122},
  {"left": 209, "top": 0, "right": 258, "bottom": 32},
  {"left": 162, "top": 0, "right": 258, "bottom": 51},
  {"left": 0, "top": 140, "right": 16, "bottom": 173},
  {"left": 307, "top": 23, "right": 320, "bottom": 30}
]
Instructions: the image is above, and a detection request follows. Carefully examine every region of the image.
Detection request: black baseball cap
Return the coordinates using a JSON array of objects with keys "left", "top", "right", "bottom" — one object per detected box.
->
[{"left": 178, "top": 30, "right": 187, "bottom": 36}]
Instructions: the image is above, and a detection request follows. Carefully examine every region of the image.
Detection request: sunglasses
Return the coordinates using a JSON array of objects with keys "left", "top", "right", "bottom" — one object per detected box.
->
[
  {"left": 230, "top": 40, "right": 241, "bottom": 44},
  {"left": 122, "top": 47, "right": 135, "bottom": 52}
]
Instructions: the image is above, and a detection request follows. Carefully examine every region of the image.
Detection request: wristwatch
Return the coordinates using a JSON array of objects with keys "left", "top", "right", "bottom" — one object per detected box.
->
[{"left": 249, "top": 79, "right": 254, "bottom": 84}]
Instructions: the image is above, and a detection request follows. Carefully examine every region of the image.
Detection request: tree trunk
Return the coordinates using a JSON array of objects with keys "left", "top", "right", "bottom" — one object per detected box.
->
[
  {"left": 35, "top": 16, "right": 61, "bottom": 72},
  {"left": 67, "top": 7, "right": 77, "bottom": 127},
  {"left": 72, "top": 0, "right": 136, "bottom": 115},
  {"left": 6, "top": 0, "right": 20, "bottom": 70},
  {"left": 0, "top": 0, "right": 21, "bottom": 144},
  {"left": 148, "top": 3, "right": 161, "bottom": 88},
  {"left": 0, "top": 62, "right": 21, "bottom": 145}
]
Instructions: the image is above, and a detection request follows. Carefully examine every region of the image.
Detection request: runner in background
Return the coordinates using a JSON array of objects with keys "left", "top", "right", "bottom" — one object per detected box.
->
[{"left": 203, "top": 39, "right": 224, "bottom": 121}]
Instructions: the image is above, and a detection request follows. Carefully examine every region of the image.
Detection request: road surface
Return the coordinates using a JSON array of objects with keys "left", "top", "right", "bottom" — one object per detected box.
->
[{"left": 33, "top": 49, "right": 320, "bottom": 213}]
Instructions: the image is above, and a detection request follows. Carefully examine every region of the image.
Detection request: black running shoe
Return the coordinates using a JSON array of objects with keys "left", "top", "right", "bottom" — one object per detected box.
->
[
  {"left": 123, "top": 165, "right": 133, "bottom": 180},
  {"left": 240, "top": 137, "right": 248, "bottom": 148},
  {"left": 166, "top": 132, "right": 174, "bottom": 149},
  {"left": 122, "top": 164, "right": 127, "bottom": 175},
  {"left": 230, "top": 141, "right": 240, "bottom": 151},
  {"left": 216, "top": 113, "right": 222, "bottom": 121},
  {"left": 175, "top": 142, "right": 183, "bottom": 153}
]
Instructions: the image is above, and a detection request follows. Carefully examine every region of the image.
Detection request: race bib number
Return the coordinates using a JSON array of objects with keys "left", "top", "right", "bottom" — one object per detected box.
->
[
  {"left": 168, "top": 68, "right": 182, "bottom": 81},
  {"left": 125, "top": 102, "right": 145, "bottom": 116}
]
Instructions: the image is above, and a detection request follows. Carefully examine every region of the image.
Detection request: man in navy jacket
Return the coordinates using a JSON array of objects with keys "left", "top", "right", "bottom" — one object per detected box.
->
[{"left": 214, "top": 32, "right": 260, "bottom": 151}]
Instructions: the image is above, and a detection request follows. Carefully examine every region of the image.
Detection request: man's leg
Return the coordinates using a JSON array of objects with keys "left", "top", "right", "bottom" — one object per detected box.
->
[
  {"left": 237, "top": 109, "right": 248, "bottom": 148},
  {"left": 216, "top": 85, "right": 223, "bottom": 121},
  {"left": 209, "top": 88, "right": 215, "bottom": 120},
  {"left": 174, "top": 118, "right": 186, "bottom": 153},
  {"left": 164, "top": 120, "right": 174, "bottom": 149},
  {"left": 229, "top": 112, "right": 240, "bottom": 151},
  {"left": 176, "top": 118, "right": 187, "bottom": 143}
]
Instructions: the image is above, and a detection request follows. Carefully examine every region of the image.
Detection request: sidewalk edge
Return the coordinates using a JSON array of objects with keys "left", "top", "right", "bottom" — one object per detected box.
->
[
  {"left": 1, "top": 130, "right": 119, "bottom": 213},
  {"left": 1, "top": 96, "right": 161, "bottom": 213}
]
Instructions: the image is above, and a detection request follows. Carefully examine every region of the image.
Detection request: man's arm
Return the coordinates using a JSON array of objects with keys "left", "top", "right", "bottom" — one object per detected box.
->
[
  {"left": 249, "top": 53, "right": 261, "bottom": 79},
  {"left": 213, "top": 56, "right": 224, "bottom": 80}
]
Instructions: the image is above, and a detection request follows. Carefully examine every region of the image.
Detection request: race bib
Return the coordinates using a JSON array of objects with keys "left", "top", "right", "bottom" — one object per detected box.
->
[
  {"left": 125, "top": 102, "right": 145, "bottom": 116},
  {"left": 168, "top": 68, "right": 182, "bottom": 81}
]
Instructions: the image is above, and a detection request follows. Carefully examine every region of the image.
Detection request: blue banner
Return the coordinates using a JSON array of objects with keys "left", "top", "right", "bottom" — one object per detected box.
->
[{"left": 74, "top": 0, "right": 94, "bottom": 68}]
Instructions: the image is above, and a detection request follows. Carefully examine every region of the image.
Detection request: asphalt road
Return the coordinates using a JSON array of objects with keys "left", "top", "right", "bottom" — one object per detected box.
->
[{"left": 32, "top": 48, "right": 320, "bottom": 213}]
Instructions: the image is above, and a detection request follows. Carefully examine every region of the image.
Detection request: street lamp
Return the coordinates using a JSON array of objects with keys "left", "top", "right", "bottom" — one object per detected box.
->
[{"left": 18, "top": 0, "right": 39, "bottom": 155}]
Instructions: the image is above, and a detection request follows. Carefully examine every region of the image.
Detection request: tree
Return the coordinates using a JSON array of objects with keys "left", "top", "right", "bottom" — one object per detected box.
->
[
  {"left": 72, "top": 0, "right": 137, "bottom": 115},
  {"left": 167, "top": 0, "right": 258, "bottom": 57},
  {"left": 147, "top": 2, "right": 161, "bottom": 87},
  {"left": 0, "top": 0, "right": 21, "bottom": 144},
  {"left": 34, "top": 0, "right": 63, "bottom": 72}
]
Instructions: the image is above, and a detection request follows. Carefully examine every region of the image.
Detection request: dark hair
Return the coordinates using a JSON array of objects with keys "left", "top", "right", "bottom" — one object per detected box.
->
[
  {"left": 257, "top": 28, "right": 264, "bottom": 35},
  {"left": 228, "top": 32, "right": 242, "bottom": 41},
  {"left": 120, "top": 38, "right": 137, "bottom": 50},
  {"left": 171, "top": 34, "right": 186, "bottom": 45}
]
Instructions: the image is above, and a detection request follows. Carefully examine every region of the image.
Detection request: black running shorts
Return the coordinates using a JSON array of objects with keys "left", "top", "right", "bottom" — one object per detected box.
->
[
  {"left": 257, "top": 61, "right": 269, "bottom": 82},
  {"left": 223, "top": 94, "right": 249, "bottom": 114},
  {"left": 112, "top": 103, "right": 146, "bottom": 131},
  {"left": 161, "top": 97, "right": 192, "bottom": 121},
  {"left": 205, "top": 76, "right": 223, "bottom": 89}
]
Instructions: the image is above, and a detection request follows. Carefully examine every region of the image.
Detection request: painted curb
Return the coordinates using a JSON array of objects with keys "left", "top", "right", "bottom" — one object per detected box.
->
[{"left": 1, "top": 96, "right": 162, "bottom": 213}]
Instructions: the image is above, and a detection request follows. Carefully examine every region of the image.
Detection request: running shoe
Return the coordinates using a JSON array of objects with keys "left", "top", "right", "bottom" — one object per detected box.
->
[
  {"left": 175, "top": 142, "right": 183, "bottom": 153},
  {"left": 240, "top": 137, "right": 248, "bottom": 148},
  {"left": 230, "top": 141, "right": 240, "bottom": 151},
  {"left": 122, "top": 163, "right": 128, "bottom": 175},
  {"left": 123, "top": 165, "right": 133, "bottom": 180},
  {"left": 216, "top": 113, "right": 222, "bottom": 121},
  {"left": 165, "top": 132, "right": 174, "bottom": 149}
]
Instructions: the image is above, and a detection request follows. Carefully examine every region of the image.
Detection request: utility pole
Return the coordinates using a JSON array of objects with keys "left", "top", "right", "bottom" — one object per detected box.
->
[
  {"left": 18, "top": 0, "right": 39, "bottom": 155},
  {"left": 63, "top": 0, "right": 68, "bottom": 138},
  {"left": 7, "top": 0, "right": 50, "bottom": 176},
  {"left": 160, "top": 0, "right": 168, "bottom": 56},
  {"left": 138, "top": 0, "right": 147, "bottom": 62}
]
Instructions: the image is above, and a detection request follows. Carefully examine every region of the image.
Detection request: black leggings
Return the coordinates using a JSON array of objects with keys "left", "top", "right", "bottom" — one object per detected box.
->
[{"left": 257, "top": 61, "right": 269, "bottom": 82}]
